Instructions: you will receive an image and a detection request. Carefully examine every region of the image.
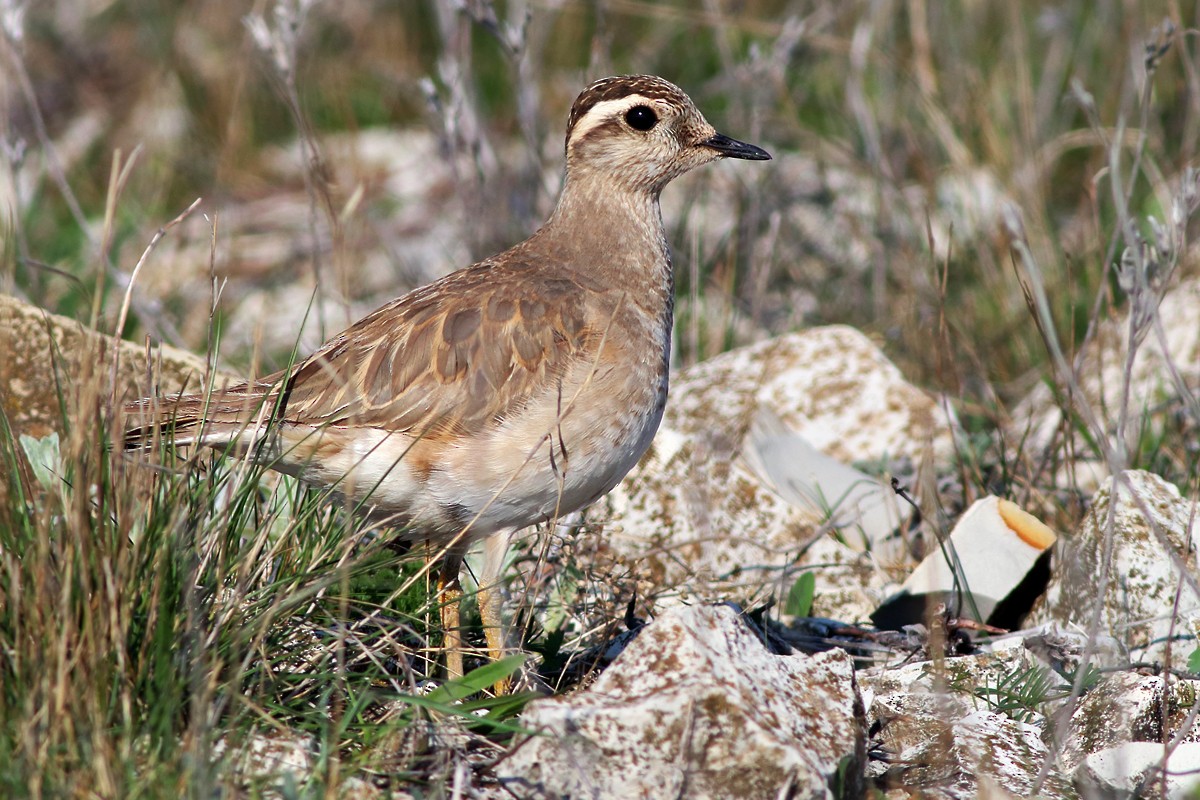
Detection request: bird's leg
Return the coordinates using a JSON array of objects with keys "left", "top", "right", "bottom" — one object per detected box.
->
[
  {"left": 437, "top": 553, "right": 465, "bottom": 681},
  {"left": 478, "top": 529, "right": 516, "bottom": 694}
]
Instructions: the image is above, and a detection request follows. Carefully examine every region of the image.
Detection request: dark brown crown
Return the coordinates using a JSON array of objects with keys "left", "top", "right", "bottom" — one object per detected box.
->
[{"left": 566, "top": 75, "right": 691, "bottom": 144}]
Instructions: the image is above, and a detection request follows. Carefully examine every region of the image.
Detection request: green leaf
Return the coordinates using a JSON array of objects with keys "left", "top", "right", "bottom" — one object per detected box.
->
[
  {"left": 19, "top": 432, "right": 61, "bottom": 491},
  {"left": 784, "top": 571, "right": 816, "bottom": 617},
  {"left": 393, "top": 691, "right": 534, "bottom": 735},
  {"left": 1188, "top": 647, "right": 1200, "bottom": 675},
  {"left": 424, "top": 654, "right": 527, "bottom": 704}
]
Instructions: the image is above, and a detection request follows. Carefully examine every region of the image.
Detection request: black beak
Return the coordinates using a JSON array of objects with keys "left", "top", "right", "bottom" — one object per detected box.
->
[{"left": 702, "top": 132, "right": 772, "bottom": 161}]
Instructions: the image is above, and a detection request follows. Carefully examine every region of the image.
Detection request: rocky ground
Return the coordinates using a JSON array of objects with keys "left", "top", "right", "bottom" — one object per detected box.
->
[{"left": 5, "top": 252, "right": 1199, "bottom": 796}]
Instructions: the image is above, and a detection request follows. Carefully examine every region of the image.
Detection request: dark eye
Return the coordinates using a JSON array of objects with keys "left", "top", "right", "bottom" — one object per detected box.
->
[{"left": 624, "top": 105, "right": 658, "bottom": 131}]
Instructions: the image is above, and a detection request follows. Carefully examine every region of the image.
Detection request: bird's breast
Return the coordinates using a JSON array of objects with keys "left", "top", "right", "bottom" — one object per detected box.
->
[{"left": 431, "top": 303, "right": 671, "bottom": 532}]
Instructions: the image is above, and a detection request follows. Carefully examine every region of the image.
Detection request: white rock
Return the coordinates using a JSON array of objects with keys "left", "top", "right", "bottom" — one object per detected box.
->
[
  {"left": 497, "top": 604, "right": 865, "bottom": 800},
  {"left": 1058, "top": 672, "right": 1200, "bottom": 772},
  {"left": 1031, "top": 470, "right": 1200, "bottom": 665},
  {"left": 600, "top": 327, "right": 950, "bottom": 610},
  {"left": 213, "top": 732, "right": 314, "bottom": 781},
  {"left": 876, "top": 496, "right": 1055, "bottom": 626},
  {"left": 1077, "top": 741, "right": 1200, "bottom": 799}
]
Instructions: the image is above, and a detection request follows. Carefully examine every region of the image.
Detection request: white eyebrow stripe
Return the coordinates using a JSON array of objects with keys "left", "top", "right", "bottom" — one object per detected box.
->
[{"left": 568, "top": 95, "right": 657, "bottom": 145}]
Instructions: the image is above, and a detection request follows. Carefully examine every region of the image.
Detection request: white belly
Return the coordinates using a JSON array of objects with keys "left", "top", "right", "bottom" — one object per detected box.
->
[
  {"left": 273, "top": 354, "right": 668, "bottom": 543},
  {"left": 434, "top": 357, "right": 668, "bottom": 534}
]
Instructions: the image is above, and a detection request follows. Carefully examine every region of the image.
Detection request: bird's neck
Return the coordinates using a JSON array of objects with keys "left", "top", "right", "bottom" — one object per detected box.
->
[{"left": 531, "top": 173, "right": 673, "bottom": 311}]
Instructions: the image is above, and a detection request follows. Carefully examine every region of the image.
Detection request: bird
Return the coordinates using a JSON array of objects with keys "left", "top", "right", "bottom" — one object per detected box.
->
[{"left": 124, "top": 74, "right": 770, "bottom": 690}]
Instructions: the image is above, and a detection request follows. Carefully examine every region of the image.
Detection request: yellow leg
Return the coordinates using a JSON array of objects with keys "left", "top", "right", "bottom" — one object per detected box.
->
[
  {"left": 438, "top": 556, "right": 465, "bottom": 680},
  {"left": 437, "top": 532, "right": 541, "bottom": 695},
  {"left": 479, "top": 530, "right": 518, "bottom": 695},
  {"left": 478, "top": 579, "right": 510, "bottom": 694}
]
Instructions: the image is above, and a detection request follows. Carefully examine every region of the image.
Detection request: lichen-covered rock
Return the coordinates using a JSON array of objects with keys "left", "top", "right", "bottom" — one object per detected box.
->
[
  {"left": 1059, "top": 672, "right": 1200, "bottom": 772},
  {"left": 497, "top": 604, "right": 866, "bottom": 800},
  {"left": 663, "top": 326, "right": 949, "bottom": 465},
  {"left": 1076, "top": 741, "right": 1200, "bottom": 800},
  {"left": 834, "top": 621, "right": 1200, "bottom": 799},
  {"left": 601, "top": 326, "right": 948, "bottom": 607},
  {"left": 0, "top": 292, "right": 231, "bottom": 440},
  {"left": 862, "top": 641, "right": 1077, "bottom": 799},
  {"left": 859, "top": 637, "right": 1082, "bottom": 798},
  {"left": 1030, "top": 470, "right": 1200, "bottom": 666},
  {"left": 870, "top": 697, "right": 1074, "bottom": 800}
]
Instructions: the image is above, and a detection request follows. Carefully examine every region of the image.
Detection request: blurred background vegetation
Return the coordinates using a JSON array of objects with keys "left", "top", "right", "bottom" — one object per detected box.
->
[{"left": 6, "top": 0, "right": 1196, "bottom": 399}]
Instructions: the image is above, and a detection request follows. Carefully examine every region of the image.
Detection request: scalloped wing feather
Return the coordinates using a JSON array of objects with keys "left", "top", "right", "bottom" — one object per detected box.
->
[{"left": 279, "top": 262, "right": 599, "bottom": 441}]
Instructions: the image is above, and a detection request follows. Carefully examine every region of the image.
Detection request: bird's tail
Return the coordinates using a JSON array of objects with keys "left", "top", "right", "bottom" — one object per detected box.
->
[{"left": 122, "top": 381, "right": 281, "bottom": 452}]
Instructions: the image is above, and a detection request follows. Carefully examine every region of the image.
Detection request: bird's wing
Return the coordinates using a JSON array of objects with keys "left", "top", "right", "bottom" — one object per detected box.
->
[{"left": 279, "top": 261, "right": 602, "bottom": 440}]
